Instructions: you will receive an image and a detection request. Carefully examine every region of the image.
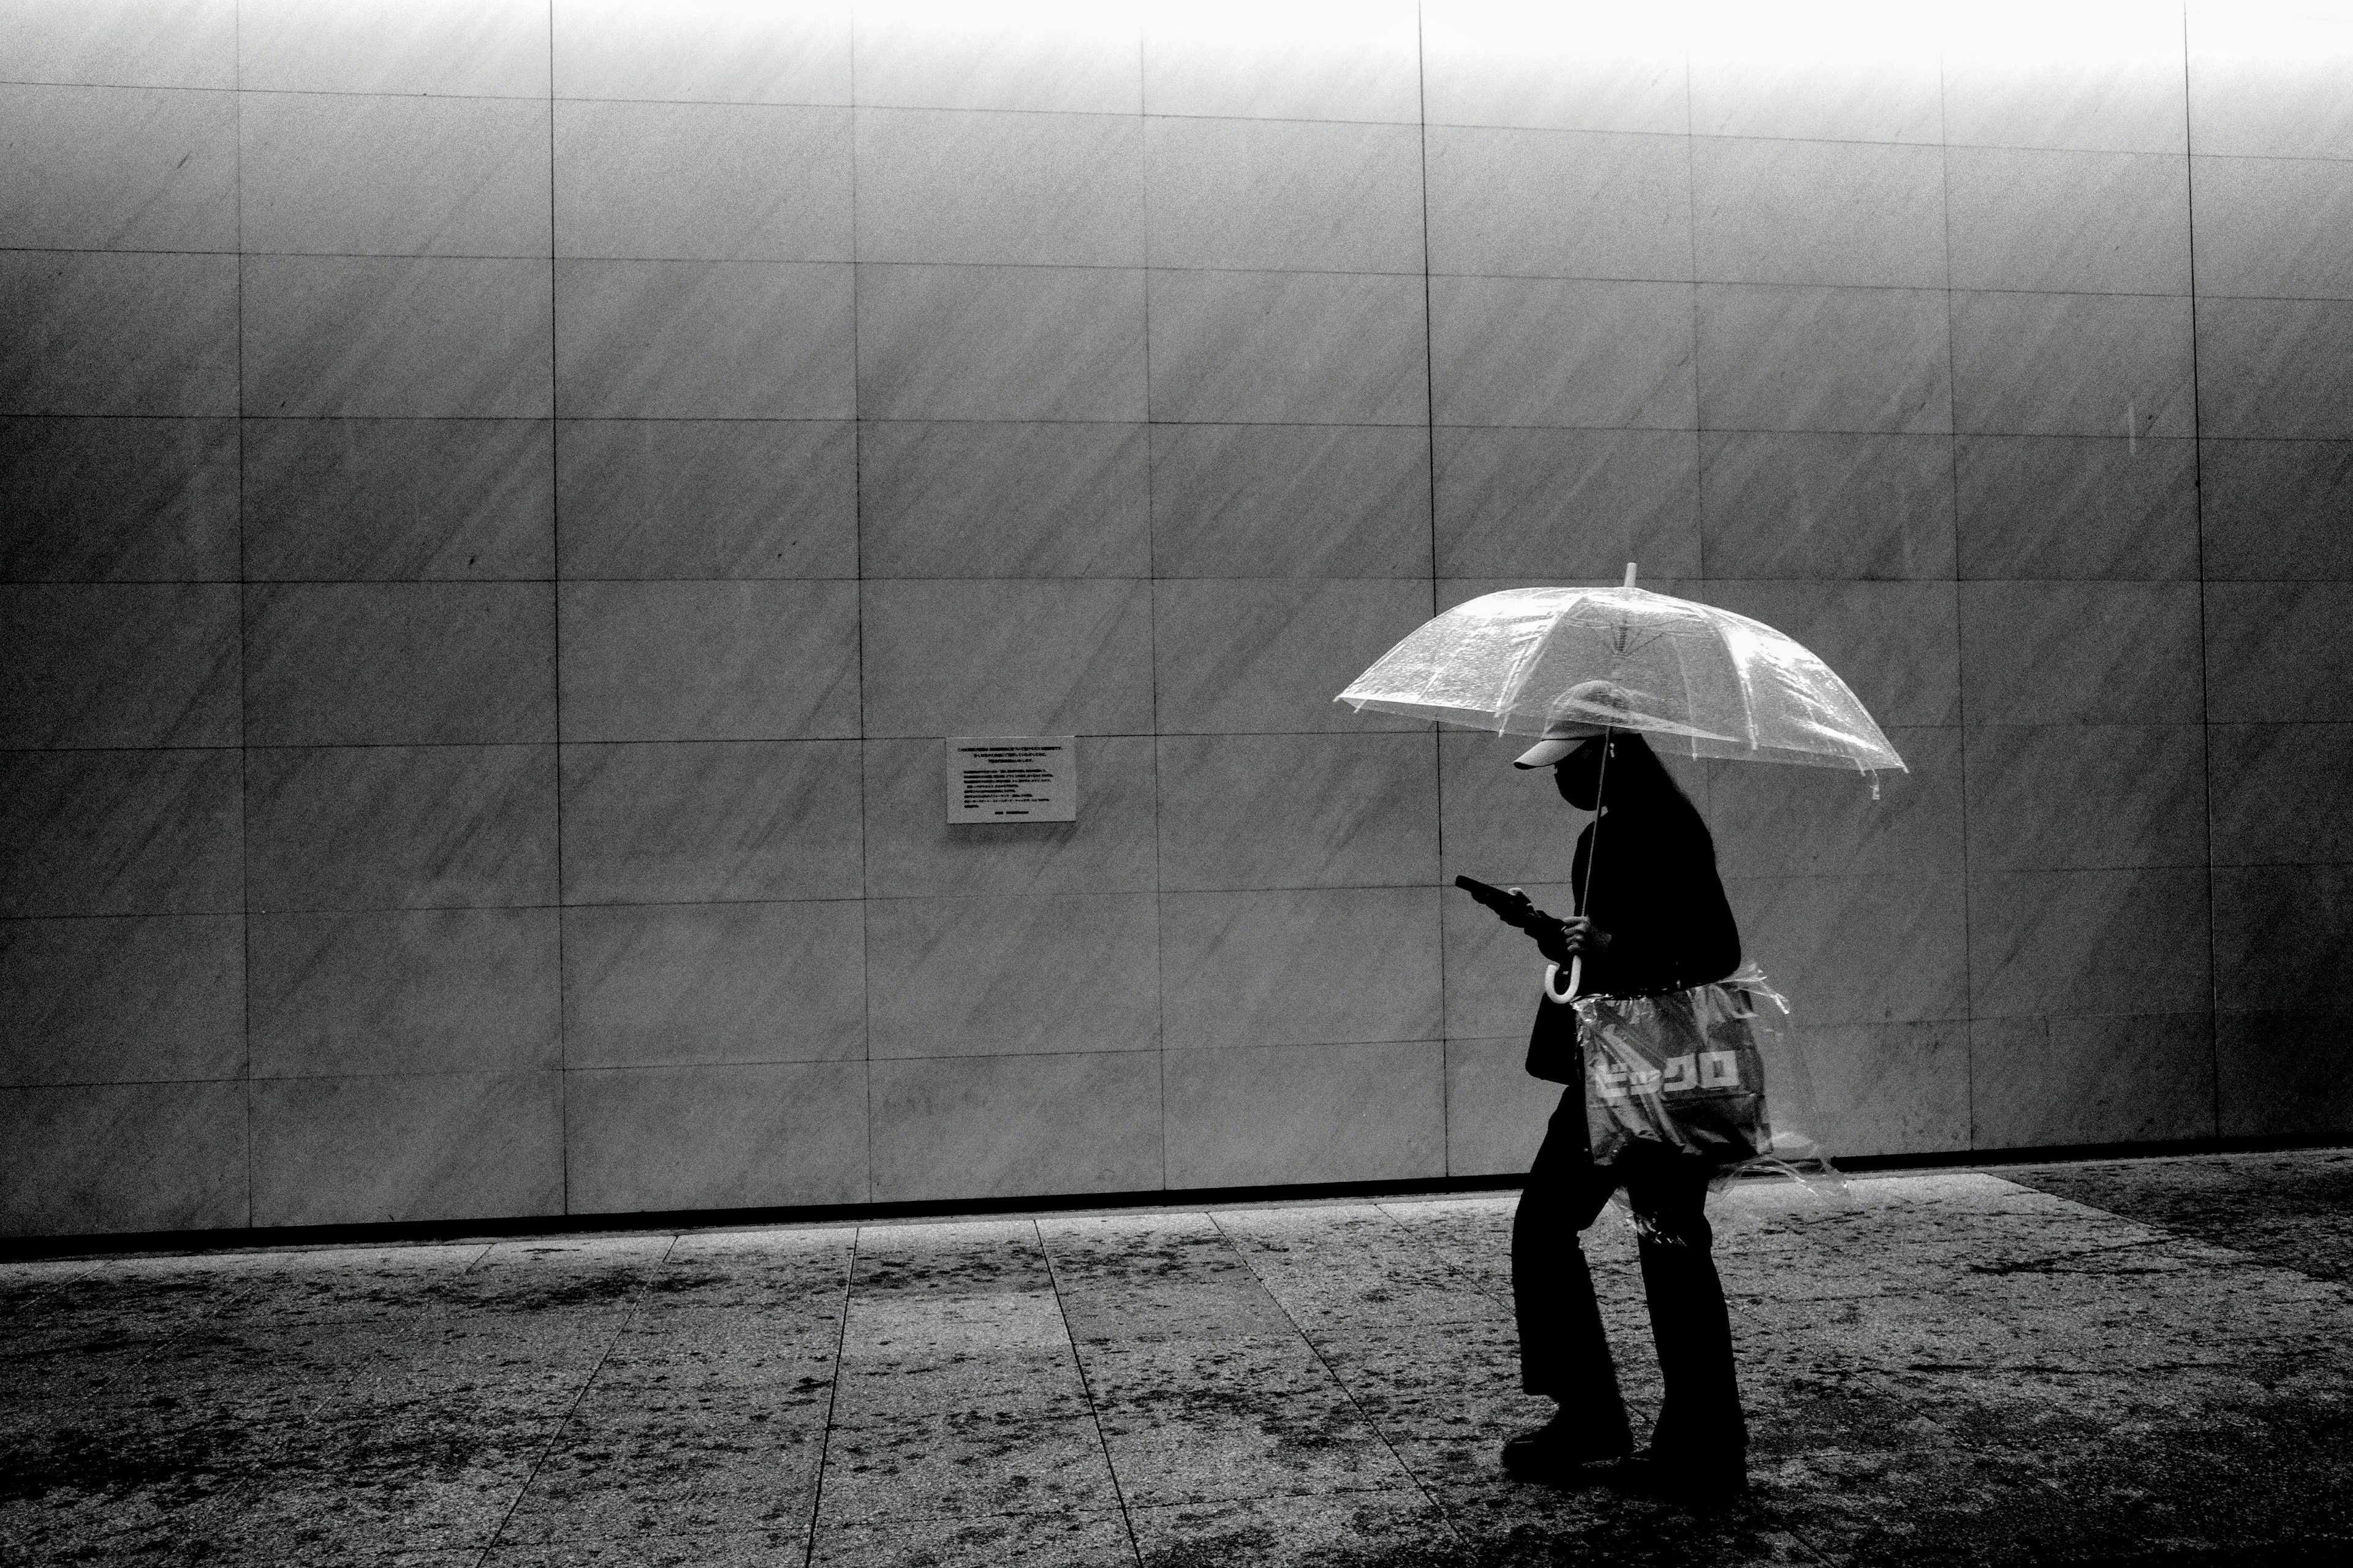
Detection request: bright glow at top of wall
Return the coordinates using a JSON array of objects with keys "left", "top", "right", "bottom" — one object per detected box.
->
[
  {"left": 863, "top": 0, "right": 1428, "bottom": 51},
  {"left": 2192, "top": 0, "right": 2353, "bottom": 57},
  {"left": 855, "top": 1, "right": 2353, "bottom": 64},
  {"left": 862, "top": 1, "right": 1405, "bottom": 29},
  {"left": 859, "top": 0, "right": 1139, "bottom": 46},
  {"left": 1139, "top": 0, "right": 1419, "bottom": 47},
  {"left": 1425, "top": 1, "right": 2195, "bottom": 65}
]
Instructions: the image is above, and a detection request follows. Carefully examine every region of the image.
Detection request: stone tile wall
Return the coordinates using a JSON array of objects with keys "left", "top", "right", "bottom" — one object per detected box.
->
[{"left": 3, "top": 1, "right": 2349, "bottom": 1235}]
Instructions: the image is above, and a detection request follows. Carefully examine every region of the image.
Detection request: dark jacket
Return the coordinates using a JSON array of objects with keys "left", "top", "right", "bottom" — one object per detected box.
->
[{"left": 1567, "top": 803, "right": 1740, "bottom": 998}]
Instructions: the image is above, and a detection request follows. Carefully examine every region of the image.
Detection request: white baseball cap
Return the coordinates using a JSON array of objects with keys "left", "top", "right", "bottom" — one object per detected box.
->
[
  {"left": 1512, "top": 680, "right": 1641, "bottom": 768},
  {"left": 1512, "top": 724, "right": 1607, "bottom": 768}
]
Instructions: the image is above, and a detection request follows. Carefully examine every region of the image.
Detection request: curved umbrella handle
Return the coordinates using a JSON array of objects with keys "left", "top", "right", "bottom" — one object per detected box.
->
[{"left": 1544, "top": 958, "right": 1582, "bottom": 1004}]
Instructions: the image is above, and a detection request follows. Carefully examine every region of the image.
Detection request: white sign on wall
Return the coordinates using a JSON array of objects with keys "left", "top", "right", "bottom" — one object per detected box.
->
[{"left": 944, "top": 737, "right": 1078, "bottom": 823}]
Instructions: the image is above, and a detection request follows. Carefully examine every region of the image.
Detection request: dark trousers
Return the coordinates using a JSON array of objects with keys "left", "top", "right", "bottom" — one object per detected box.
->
[{"left": 1512, "top": 1093, "right": 1747, "bottom": 1461}]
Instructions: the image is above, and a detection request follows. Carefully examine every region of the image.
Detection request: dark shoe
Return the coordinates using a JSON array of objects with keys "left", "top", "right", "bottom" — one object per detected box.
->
[
  {"left": 1602, "top": 1446, "right": 1749, "bottom": 1507},
  {"left": 1500, "top": 1412, "right": 1634, "bottom": 1484}
]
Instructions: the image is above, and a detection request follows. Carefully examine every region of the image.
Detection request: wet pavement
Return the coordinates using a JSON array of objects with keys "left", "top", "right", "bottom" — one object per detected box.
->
[{"left": 4, "top": 1150, "right": 2351, "bottom": 1567}]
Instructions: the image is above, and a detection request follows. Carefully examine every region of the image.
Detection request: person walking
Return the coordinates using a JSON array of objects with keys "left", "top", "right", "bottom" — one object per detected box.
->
[{"left": 1500, "top": 727, "right": 1750, "bottom": 1502}]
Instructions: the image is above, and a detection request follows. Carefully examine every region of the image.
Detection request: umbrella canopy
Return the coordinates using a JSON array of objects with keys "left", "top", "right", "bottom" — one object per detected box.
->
[{"left": 1336, "top": 578, "right": 1906, "bottom": 779}]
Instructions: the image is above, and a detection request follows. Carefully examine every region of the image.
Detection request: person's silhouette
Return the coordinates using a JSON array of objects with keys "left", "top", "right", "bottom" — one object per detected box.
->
[{"left": 1501, "top": 730, "right": 1749, "bottom": 1501}]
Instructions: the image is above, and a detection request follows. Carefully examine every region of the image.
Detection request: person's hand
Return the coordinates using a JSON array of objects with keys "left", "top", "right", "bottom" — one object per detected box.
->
[
  {"left": 1559, "top": 916, "right": 1612, "bottom": 956},
  {"left": 1525, "top": 918, "right": 1600, "bottom": 965}
]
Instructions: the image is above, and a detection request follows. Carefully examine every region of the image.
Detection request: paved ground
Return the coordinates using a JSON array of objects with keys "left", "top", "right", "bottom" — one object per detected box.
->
[{"left": 5, "top": 1151, "right": 2352, "bottom": 1567}]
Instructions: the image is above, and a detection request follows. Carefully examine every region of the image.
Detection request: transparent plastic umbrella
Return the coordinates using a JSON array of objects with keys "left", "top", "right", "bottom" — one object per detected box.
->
[
  {"left": 1335, "top": 569, "right": 1906, "bottom": 784},
  {"left": 1343, "top": 568, "right": 1886, "bottom": 1184}
]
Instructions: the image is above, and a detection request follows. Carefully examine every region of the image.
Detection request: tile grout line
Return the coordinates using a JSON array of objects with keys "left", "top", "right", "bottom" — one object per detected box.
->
[
  {"left": 847, "top": 3, "right": 876, "bottom": 1221},
  {"left": 1367, "top": 1197, "right": 1517, "bottom": 1319},
  {"left": 545, "top": 0, "right": 569, "bottom": 1225},
  {"left": 1413, "top": 0, "right": 1453, "bottom": 1186},
  {"left": 1677, "top": 13, "right": 1719, "bottom": 898},
  {"left": 1036, "top": 1218, "right": 1148, "bottom": 1565},
  {"left": 2180, "top": 1, "right": 2224, "bottom": 1142},
  {"left": 1680, "top": 11, "right": 1704, "bottom": 591},
  {"left": 17, "top": 1258, "right": 105, "bottom": 1306},
  {"left": 799, "top": 1224, "right": 860, "bottom": 1567},
  {"left": 0, "top": 235, "right": 2324, "bottom": 304},
  {"left": 15, "top": 409, "right": 2333, "bottom": 433},
  {"left": 20, "top": 70, "right": 2353, "bottom": 165},
  {"left": 470, "top": 1232, "right": 675, "bottom": 1567},
  {"left": 1136, "top": 18, "right": 1169, "bottom": 1200},
  {"left": 233, "top": 0, "right": 254, "bottom": 1233},
  {"left": 1202, "top": 1209, "right": 1469, "bottom": 1548},
  {"left": 1935, "top": 36, "right": 1980, "bottom": 1160}
]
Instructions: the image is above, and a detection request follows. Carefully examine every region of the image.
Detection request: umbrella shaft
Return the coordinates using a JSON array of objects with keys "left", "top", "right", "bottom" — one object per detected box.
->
[{"left": 1575, "top": 731, "right": 1610, "bottom": 918}]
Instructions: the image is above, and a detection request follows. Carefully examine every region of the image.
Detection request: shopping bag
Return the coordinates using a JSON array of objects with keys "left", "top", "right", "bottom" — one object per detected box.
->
[{"left": 1575, "top": 976, "right": 1774, "bottom": 1169}]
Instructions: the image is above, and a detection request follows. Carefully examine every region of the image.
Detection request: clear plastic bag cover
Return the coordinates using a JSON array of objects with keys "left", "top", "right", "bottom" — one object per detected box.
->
[
  {"left": 1574, "top": 966, "right": 1844, "bottom": 1200},
  {"left": 1338, "top": 585, "right": 1904, "bottom": 776}
]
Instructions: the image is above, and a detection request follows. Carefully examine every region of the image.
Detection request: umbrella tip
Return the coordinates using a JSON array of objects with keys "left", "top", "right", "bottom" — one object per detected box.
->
[{"left": 1623, "top": 562, "right": 1637, "bottom": 588}]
